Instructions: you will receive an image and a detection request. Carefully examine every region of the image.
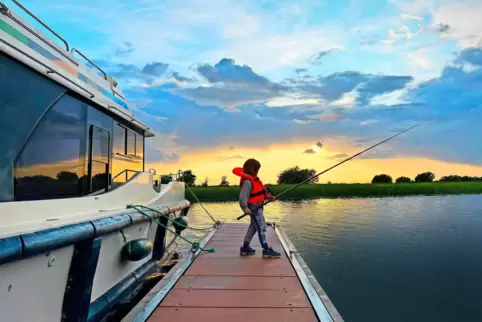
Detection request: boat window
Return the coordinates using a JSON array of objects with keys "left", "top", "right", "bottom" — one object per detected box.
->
[
  {"left": 111, "top": 123, "right": 144, "bottom": 185},
  {"left": 114, "top": 123, "right": 127, "bottom": 155},
  {"left": 136, "top": 133, "right": 144, "bottom": 162},
  {"left": 13, "top": 95, "right": 87, "bottom": 201},
  {"left": 0, "top": 53, "right": 66, "bottom": 202},
  {"left": 127, "top": 129, "right": 136, "bottom": 156}
]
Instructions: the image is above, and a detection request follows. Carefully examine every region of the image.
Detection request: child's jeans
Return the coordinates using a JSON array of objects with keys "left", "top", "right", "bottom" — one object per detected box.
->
[{"left": 243, "top": 205, "right": 269, "bottom": 249}]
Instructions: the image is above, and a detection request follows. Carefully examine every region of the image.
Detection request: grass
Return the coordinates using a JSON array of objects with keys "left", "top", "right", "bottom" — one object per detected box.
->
[{"left": 186, "top": 182, "right": 482, "bottom": 203}]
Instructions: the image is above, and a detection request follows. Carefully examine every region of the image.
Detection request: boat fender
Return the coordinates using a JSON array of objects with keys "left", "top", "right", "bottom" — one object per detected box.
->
[
  {"left": 121, "top": 239, "right": 153, "bottom": 261},
  {"left": 172, "top": 216, "right": 188, "bottom": 234}
]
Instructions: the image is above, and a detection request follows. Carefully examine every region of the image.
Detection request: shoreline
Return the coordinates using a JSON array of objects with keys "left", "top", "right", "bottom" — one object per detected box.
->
[{"left": 186, "top": 182, "right": 482, "bottom": 203}]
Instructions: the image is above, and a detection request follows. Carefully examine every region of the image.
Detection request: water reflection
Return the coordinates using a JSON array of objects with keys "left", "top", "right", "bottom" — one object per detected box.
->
[{"left": 184, "top": 195, "right": 482, "bottom": 322}]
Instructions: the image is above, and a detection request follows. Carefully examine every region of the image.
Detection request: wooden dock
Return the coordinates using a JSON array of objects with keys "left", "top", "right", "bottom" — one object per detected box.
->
[{"left": 126, "top": 223, "right": 343, "bottom": 322}]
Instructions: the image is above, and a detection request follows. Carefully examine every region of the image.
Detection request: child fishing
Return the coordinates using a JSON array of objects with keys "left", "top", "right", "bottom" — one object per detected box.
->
[{"left": 232, "top": 159, "right": 281, "bottom": 259}]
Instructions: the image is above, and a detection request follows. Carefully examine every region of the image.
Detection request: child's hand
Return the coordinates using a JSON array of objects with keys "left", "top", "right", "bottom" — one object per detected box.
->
[
  {"left": 244, "top": 209, "right": 253, "bottom": 215},
  {"left": 268, "top": 195, "right": 276, "bottom": 201}
]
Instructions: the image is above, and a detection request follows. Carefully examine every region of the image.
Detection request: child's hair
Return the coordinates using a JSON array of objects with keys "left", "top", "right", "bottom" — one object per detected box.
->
[{"left": 243, "top": 158, "right": 261, "bottom": 177}]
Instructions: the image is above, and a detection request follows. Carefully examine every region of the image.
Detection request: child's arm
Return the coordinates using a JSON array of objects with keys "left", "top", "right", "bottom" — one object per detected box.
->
[{"left": 239, "top": 180, "right": 252, "bottom": 214}]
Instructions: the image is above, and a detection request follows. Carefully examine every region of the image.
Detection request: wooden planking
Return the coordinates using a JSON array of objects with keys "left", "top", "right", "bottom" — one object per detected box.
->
[
  {"left": 148, "top": 223, "right": 318, "bottom": 322},
  {"left": 160, "top": 289, "right": 311, "bottom": 308},
  {"left": 175, "top": 276, "right": 303, "bottom": 290},
  {"left": 150, "top": 308, "right": 318, "bottom": 322}
]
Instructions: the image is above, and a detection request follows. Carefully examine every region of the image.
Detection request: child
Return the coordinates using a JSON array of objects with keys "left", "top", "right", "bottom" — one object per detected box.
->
[{"left": 232, "top": 159, "right": 281, "bottom": 259}]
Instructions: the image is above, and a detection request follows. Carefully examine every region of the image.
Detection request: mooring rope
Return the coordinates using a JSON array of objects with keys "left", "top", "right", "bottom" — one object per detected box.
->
[{"left": 128, "top": 205, "right": 215, "bottom": 254}]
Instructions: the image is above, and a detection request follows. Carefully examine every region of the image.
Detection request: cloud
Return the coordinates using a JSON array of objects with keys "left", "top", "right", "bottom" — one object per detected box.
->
[
  {"left": 331, "top": 153, "right": 350, "bottom": 159},
  {"left": 142, "top": 62, "right": 169, "bottom": 77},
  {"left": 357, "top": 75, "right": 414, "bottom": 105},
  {"left": 309, "top": 49, "right": 337, "bottom": 64},
  {"left": 358, "top": 149, "right": 399, "bottom": 160},
  {"left": 216, "top": 155, "right": 245, "bottom": 161},
  {"left": 296, "top": 68, "right": 308, "bottom": 74},
  {"left": 98, "top": 60, "right": 169, "bottom": 84},
  {"left": 400, "top": 13, "right": 423, "bottom": 21},
  {"left": 316, "top": 141, "right": 323, "bottom": 148},
  {"left": 434, "top": 23, "right": 451, "bottom": 33},
  {"left": 455, "top": 48, "right": 482, "bottom": 67},
  {"left": 304, "top": 148, "right": 316, "bottom": 154},
  {"left": 115, "top": 41, "right": 135, "bottom": 56},
  {"left": 431, "top": 2, "right": 482, "bottom": 48},
  {"left": 197, "top": 58, "right": 280, "bottom": 89},
  {"left": 172, "top": 58, "right": 288, "bottom": 110},
  {"left": 205, "top": 27, "right": 346, "bottom": 72},
  {"left": 171, "top": 72, "right": 197, "bottom": 83},
  {"left": 292, "top": 71, "right": 413, "bottom": 105}
]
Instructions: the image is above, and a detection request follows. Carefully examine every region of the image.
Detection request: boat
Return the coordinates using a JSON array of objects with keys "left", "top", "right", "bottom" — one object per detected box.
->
[{"left": 0, "top": 1, "right": 194, "bottom": 321}]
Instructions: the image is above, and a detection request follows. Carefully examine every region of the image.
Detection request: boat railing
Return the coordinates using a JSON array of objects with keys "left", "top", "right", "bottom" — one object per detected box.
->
[
  {"left": 111, "top": 169, "right": 142, "bottom": 184},
  {"left": 71, "top": 48, "right": 107, "bottom": 79},
  {"left": 1, "top": 0, "right": 112, "bottom": 80},
  {"left": 0, "top": 0, "right": 79, "bottom": 66}
]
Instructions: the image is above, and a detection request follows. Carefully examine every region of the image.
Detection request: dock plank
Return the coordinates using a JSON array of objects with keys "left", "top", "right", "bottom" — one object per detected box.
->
[
  {"left": 146, "top": 223, "right": 325, "bottom": 322},
  {"left": 150, "top": 308, "right": 318, "bottom": 322}
]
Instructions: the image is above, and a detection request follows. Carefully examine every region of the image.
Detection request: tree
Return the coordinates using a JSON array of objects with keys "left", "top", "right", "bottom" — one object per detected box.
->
[
  {"left": 439, "top": 175, "right": 462, "bottom": 182},
  {"left": 415, "top": 172, "right": 435, "bottom": 182},
  {"left": 395, "top": 176, "right": 411, "bottom": 183},
  {"left": 56, "top": 171, "right": 78, "bottom": 182},
  {"left": 219, "top": 176, "right": 229, "bottom": 186},
  {"left": 371, "top": 174, "right": 392, "bottom": 183},
  {"left": 201, "top": 177, "right": 208, "bottom": 187},
  {"left": 277, "top": 166, "right": 318, "bottom": 184},
  {"left": 182, "top": 170, "right": 196, "bottom": 186}
]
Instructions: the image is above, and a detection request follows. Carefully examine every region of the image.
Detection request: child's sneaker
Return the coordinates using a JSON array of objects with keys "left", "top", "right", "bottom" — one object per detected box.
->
[
  {"left": 262, "top": 247, "right": 281, "bottom": 258},
  {"left": 240, "top": 245, "right": 256, "bottom": 256}
]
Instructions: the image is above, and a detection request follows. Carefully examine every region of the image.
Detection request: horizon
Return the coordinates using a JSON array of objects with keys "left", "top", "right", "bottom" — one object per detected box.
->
[{"left": 13, "top": 0, "right": 482, "bottom": 185}]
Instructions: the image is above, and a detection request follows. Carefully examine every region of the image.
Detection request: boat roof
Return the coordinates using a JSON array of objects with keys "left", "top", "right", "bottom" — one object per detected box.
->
[{"left": 0, "top": 1, "right": 154, "bottom": 137}]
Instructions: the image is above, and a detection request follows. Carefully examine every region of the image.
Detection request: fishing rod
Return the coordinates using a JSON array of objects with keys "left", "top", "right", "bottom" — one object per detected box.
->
[{"left": 237, "top": 115, "right": 436, "bottom": 221}]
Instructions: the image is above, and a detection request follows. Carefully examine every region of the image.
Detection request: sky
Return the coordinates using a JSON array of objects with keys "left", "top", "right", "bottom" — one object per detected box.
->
[{"left": 13, "top": 0, "right": 482, "bottom": 184}]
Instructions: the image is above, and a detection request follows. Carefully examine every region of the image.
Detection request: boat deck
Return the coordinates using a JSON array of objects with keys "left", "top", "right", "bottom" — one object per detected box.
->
[{"left": 129, "top": 223, "right": 343, "bottom": 322}]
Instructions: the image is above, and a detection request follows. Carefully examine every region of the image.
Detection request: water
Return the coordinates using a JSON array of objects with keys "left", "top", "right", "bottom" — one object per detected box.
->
[{"left": 182, "top": 194, "right": 482, "bottom": 322}]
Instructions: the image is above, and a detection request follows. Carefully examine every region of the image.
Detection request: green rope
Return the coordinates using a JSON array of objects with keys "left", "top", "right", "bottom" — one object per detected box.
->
[
  {"left": 185, "top": 184, "right": 220, "bottom": 226},
  {"left": 129, "top": 205, "right": 215, "bottom": 254},
  {"left": 131, "top": 204, "right": 216, "bottom": 231}
]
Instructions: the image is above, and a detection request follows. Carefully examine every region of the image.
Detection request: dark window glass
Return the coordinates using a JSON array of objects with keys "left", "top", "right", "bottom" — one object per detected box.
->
[
  {"left": 88, "top": 125, "right": 110, "bottom": 193},
  {"left": 91, "top": 127, "right": 109, "bottom": 164},
  {"left": 111, "top": 124, "right": 144, "bottom": 186},
  {"left": 0, "top": 53, "right": 66, "bottom": 202},
  {"left": 136, "top": 133, "right": 144, "bottom": 161},
  {"left": 127, "top": 129, "right": 136, "bottom": 156},
  {"left": 14, "top": 95, "right": 86, "bottom": 201},
  {"left": 113, "top": 123, "right": 126, "bottom": 155},
  {"left": 91, "top": 162, "right": 109, "bottom": 193}
]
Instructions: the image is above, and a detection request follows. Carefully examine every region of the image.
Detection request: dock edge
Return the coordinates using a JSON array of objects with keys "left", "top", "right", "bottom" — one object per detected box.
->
[
  {"left": 126, "top": 224, "right": 220, "bottom": 322},
  {"left": 273, "top": 222, "right": 344, "bottom": 322}
]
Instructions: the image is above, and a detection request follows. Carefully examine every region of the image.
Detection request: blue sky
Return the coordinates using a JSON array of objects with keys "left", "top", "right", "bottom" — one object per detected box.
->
[{"left": 12, "top": 0, "right": 482, "bottom": 176}]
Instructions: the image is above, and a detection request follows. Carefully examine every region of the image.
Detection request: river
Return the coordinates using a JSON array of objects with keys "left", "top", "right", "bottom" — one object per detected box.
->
[{"left": 181, "top": 194, "right": 482, "bottom": 322}]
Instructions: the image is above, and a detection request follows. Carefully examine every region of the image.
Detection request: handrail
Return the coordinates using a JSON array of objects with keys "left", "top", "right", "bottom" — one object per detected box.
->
[
  {"left": 0, "top": 1, "right": 78, "bottom": 66},
  {"left": 71, "top": 48, "right": 107, "bottom": 79},
  {"left": 9, "top": 0, "right": 70, "bottom": 52},
  {"left": 0, "top": 38, "right": 95, "bottom": 98},
  {"left": 111, "top": 169, "right": 141, "bottom": 183}
]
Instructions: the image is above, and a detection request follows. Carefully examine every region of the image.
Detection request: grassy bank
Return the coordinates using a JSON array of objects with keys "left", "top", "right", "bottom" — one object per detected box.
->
[{"left": 187, "top": 182, "right": 482, "bottom": 203}]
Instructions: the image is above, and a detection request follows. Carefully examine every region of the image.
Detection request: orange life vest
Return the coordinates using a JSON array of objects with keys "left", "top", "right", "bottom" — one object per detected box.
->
[{"left": 232, "top": 167, "right": 267, "bottom": 204}]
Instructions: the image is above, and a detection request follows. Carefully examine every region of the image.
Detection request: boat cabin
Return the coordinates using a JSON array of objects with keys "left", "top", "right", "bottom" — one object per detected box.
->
[{"left": 0, "top": 1, "right": 153, "bottom": 203}]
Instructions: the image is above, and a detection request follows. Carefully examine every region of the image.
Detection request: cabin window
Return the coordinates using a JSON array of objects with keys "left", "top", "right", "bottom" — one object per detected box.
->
[
  {"left": 111, "top": 122, "right": 144, "bottom": 184},
  {"left": 13, "top": 95, "right": 87, "bottom": 201},
  {"left": 0, "top": 53, "right": 66, "bottom": 202}
]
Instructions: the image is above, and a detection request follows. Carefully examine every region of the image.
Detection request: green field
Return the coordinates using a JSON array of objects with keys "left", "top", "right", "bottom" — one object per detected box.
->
[{"left": 186, "top": 182, "right": 482, "bottom": 203}]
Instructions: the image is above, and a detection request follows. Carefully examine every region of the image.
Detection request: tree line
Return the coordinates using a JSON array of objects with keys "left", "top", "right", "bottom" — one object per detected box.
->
[
  {"left": 163, "top": 168, "right": 482, "bottom": 187},
  {"left": 371, "top": 172, "right": 482, "bottom": 184}
]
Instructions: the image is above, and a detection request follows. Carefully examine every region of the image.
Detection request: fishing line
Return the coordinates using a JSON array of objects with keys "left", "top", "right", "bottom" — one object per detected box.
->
[{"left": 237, "top": 115, "right": 437, "bottom": 220}]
